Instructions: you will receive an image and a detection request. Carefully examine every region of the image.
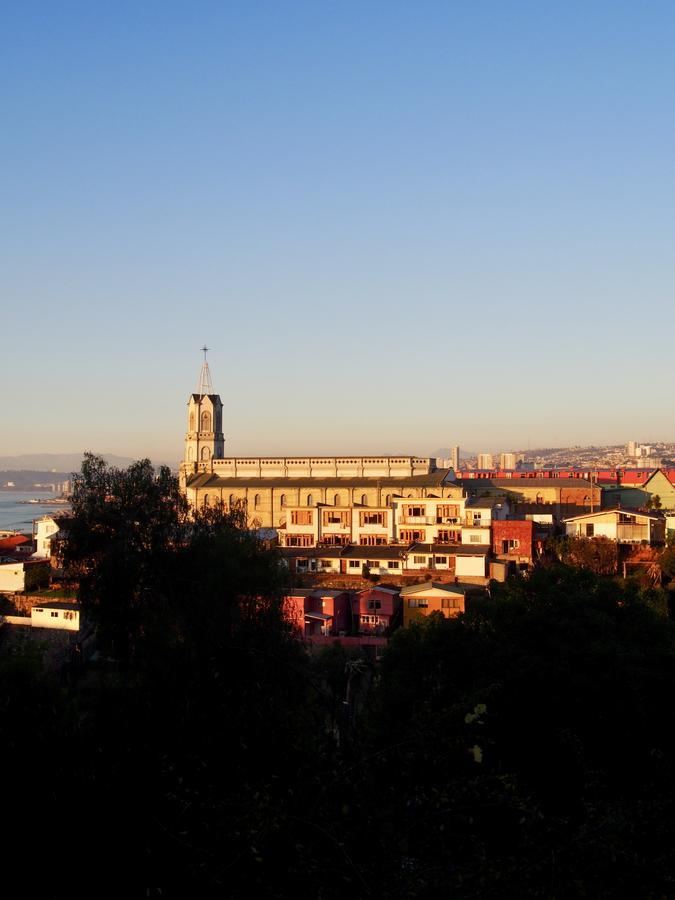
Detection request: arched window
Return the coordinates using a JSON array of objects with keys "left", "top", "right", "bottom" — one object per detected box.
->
[
  {"left": 201, "top": 446, "right": 210, "bottom": 461},
  {"left": 189, "top": 413, "right": 195, "bottom": 431},
  {"left": 200, "top": 411, "right": 211, "bottom": 432},
  {"left": 203, "top": 494, "right": 209, "bottom": 508},
  {"left": 385, "top": 494, "right": 392, "bottom": 506},
  {"left": 254, "top": 494, "right": 261, "bottom": 509},
  {"left": 306, "top": 494, "right": 313, "bottom": 506},
  {"left": 536, "top": 493, "right": 543, "bottom": 505},
  {"left": 361, "top": 494, "right": 368, "bottom": 506},
  {"left": 333, "top": 493, "right": 340, "bottom": 506},
  {"left": 187, "top": 447, "right": 194, "bottom": 461},
  {"left": 280, "top": 494, "right": 287, "bottom": 508},
  {"left": 229, "top": 494, "right": 235, "bottom": 508}
]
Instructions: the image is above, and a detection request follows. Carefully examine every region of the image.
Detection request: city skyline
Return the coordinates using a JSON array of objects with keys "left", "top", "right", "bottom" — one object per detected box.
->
[{"left": 3, "top": 3, "right": 675, "bottom": 459}]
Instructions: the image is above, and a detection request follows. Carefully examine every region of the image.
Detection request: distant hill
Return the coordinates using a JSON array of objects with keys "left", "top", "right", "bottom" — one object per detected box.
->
[{"left": 0, "top": 453, "right": 175, "bottom": 472}]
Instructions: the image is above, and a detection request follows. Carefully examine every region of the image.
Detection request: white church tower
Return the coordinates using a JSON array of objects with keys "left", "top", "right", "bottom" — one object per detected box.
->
[{"left": 183, "top": 347, "right": 225, "bottom": 471}]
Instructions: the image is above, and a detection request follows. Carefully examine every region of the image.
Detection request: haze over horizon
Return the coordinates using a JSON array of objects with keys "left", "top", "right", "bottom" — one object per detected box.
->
[{"left": 3, "top": 2, "right": 674, "bottom": 460}]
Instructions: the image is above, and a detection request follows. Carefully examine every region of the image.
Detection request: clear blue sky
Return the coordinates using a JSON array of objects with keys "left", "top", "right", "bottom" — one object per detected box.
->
[{"left": 3, "top": 1, "right": 674, "bottom": 461}]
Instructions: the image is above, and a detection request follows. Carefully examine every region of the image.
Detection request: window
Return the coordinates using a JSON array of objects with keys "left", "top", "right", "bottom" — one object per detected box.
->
[
  {"left": 385, "top": 494, "right": 392, "bottom": 506},
  {"left": 291, "top": 510, "right": 313, "bottom": 525},
  {"left": 359, "top": 535, "right": 388, "bottom": 546},
  {"left": 203, "top": 494, "right": 209, "bottom": 508},
  {"left": 387, "top": 561, "right": 400, "bottom": 569},
  {"left": 306, "top": 494, "right": 313, "bottom": 506},
  {"left": 437, "top": 504, "right": 459, "bottom": 519},
  {"left": 400, "top": 529, "right": 425, "bottom": 543},
  {"left": 229, "top": 494, "right": 235, "bottom": 507},
  {"left": 413, "top": 555, "right": 427, "bottom": 564},
  {"left": 368, "top": 600, "right": 382, "bottom": 610},
  {"left": 434, "top": 556, "right": 447, "bottom": 564},
  {"left": 280, "top": 494, "right": 287, "bottom": 508},
  {"left": 585, "top": 524, "right": 594, "bottom": 537},
  {"left": 333, "top": 493, "right": 340, "bottom": 506},
  {"left": 189, "top": 413, "right": 195, "bottom": 431},
  {"left": 323, "top": 533, "right": 350, "bottom": 546},
  {"left": 349, "top": 560, "right": 360, "bottom": 569},
  {"left": 436, "top": 530, "right": 459, "bottom": 543},
  {"left": 201, "top": 446, "right": 211, "bottom": 461},
  {"left": 407, "top": 598, "right": 428, "bottom": 608},
  {"left": 360, "top": 511, "right": 385, "bottom": 526},
  {"left": 254, "top": 494, "right": 261, "bottom": 509},
  {"left": 469, "top": 534, "right": 482, "bottom": 543},
  {"left": 323, "top": 510, "right": 350, "bottom": 526},
  {"left": 441, "top": 597, "right": 462, "bottom": 610},
  {"left": 51, "top": 611, "right": 59, "bottom": 618},
  {"left": 403, "top": 505, "right": 425, "bottom": 517},
  {"left": 285, "top": 534, "right": 314, "bottom": 547},
  {"left": 360, "top": 494, "right": 368, "bottom": 506},
  {"left": 200, "top": 411, "right": 211, "bottom": 431}
]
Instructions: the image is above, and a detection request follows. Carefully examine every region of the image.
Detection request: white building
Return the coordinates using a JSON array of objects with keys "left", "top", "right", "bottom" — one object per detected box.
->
[
  {"left": 499, "top": 452, "right": 518, "bottom": 470},
  {"left": 31, "top": 602, "right": 81, "bottom": 631},
  {"left": 33, "top": 515, "right": 68, "bottom": 559},
  {"left": 564, "top": 509, "right": 665, "bottom": 545}
]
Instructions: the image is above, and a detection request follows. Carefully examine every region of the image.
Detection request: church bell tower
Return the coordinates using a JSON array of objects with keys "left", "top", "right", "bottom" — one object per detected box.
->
[{"left": 183, "top": 347, "right": 225, "bottom": 471}]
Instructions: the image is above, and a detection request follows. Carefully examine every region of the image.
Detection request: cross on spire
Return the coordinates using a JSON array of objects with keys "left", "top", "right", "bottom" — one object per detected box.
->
[{"left": 197, "top": 346, "right": 213, "bottom": 397}]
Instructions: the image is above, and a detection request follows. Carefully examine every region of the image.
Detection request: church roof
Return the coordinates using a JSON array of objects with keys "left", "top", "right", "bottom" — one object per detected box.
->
[{"left": 185, "top": 470, "right": 454, "bottom": 490}]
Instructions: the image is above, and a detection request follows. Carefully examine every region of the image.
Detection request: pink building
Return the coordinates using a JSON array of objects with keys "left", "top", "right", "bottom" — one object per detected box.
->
[
  {"left": 284, "top": 589, "right": 352, "bottom": 638},
  {"left": 353, "top": 586, "right": 401, "bottom": 635}
]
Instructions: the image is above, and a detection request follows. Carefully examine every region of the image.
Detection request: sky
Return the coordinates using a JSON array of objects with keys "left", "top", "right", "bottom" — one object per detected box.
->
[{"left": 2, "top": 1, "right": 674, "bottom": 462}]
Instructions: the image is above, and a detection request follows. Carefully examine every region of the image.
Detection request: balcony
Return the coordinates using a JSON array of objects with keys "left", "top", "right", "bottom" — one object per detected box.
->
[{"left": 400, "top": 515, "right": 436, "bottom": 525}]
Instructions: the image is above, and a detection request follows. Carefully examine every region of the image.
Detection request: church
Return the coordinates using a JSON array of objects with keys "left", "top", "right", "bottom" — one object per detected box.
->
[{"left": 179, "top": 354, "right": 460, "bottom": 529}]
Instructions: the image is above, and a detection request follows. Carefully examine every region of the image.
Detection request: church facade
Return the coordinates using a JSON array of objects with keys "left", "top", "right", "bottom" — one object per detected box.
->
[{"left": 179, "top": 364, "right": 459, "bottom": 529}]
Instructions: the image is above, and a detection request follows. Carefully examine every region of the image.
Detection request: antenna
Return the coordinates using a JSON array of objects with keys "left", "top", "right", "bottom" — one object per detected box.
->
[{"left": 197, "top": 345, "right": 213, "bottom": 397}]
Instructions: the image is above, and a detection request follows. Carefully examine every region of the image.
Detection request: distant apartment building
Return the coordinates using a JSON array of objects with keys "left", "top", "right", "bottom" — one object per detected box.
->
[
  {"left": 499, "top": 452, "right": 518, "bottom": 470},
  {"left": 476, "top": 452, "right": 494, "bottom": 470}
]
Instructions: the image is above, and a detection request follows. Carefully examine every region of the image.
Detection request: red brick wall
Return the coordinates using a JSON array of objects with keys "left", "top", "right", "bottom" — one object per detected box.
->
[{"left": 492, "top": 520, "right": 533, "bottom": 559}]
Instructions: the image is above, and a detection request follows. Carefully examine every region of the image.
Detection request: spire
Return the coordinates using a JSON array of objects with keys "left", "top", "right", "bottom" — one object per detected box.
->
[{"left": 197, "top": 345, "right": 213, "bottom": 397}]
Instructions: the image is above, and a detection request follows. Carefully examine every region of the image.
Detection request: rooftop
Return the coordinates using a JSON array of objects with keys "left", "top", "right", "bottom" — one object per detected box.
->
[{"left": 187, "top": 471, "right": 454, "bottom": 490}]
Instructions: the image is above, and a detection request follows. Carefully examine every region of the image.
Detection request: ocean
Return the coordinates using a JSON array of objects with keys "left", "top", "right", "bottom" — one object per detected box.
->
[{"left": 0, "top": 491, "right": 65, "bottom": 533}]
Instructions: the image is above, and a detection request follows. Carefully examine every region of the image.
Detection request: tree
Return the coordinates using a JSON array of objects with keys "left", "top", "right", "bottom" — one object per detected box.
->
[
  {"left": 59, "top": 452, "right": 190, "bottom": 657},
  {"left": 350, "top": 565, "right": 675, "bottom": 896},
  {"left": 47, "top": 453, "right": 334, "bottom": 891},
  {"left": 547, "top": 534, "right": 618, "bottom": 575}
]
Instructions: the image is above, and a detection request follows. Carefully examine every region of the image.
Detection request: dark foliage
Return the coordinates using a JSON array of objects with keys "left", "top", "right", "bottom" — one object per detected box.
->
[{"left": 4, "top": 457, "right": 675, "bottom": 896}]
